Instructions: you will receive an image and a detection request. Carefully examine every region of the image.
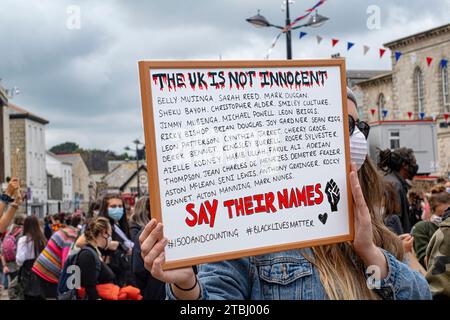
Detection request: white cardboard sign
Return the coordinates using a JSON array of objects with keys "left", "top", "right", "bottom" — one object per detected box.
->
[{"left": 139, "top": 60, "right": 353, "bottom": 269}]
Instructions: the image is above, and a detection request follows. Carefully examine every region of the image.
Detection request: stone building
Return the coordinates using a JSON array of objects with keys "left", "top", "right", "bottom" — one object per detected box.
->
[
  {"left": 9, "top": 103, "right": 49, "bottom": 216},
  {"left": 355, "top": 23, "right": 450, "bottom": 176}
]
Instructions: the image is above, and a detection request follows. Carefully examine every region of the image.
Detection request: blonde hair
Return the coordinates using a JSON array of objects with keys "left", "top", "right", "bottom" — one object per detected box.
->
[
  {"left": 308, "top": 158, "right": 404, "bottom": 300},
  {"left": 84, "top": 217, "right": 111, "bottom": 242},
  {"left": 130, "top": 196, "right": 151, "bottom": 228}
]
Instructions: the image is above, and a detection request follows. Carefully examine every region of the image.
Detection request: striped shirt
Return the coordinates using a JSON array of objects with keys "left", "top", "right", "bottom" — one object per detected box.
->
[{"left": 32, "top": 226, "right": 79, "bottom": 284}]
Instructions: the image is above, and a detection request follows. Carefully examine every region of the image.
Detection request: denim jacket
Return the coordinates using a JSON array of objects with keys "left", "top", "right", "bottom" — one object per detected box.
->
[{"left": 166, "top": 248, "right": 431, "bottom": 300}]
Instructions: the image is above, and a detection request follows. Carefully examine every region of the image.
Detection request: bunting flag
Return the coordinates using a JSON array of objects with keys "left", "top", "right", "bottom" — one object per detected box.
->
[
  {"left": 264, "top": 0, "right": 328, "bottom": 59},
  {"left": 264, "top": 32, "right": 283, "bottom": 60},
  {"left": 395, "top": 51, "right": 402, "bottom": 62},
  {"left": 347, "top": 42, "right": 355, "bottom": 51},
  {"left": 444, "top": 113, "right": 450, "bottom": 123},
  {"left": 332, "top": 39, "right": 339, "bottom": 47},
  {"left": 407, "top": 111, "right": 413, "bottom": 120},
  {"left": 306, "top": 0, "right": 326, "bottom": 12},
  {"left": 382, "top": 109, "right": 388, "bottom": 119},
  {"left": 363, "top": 45, "right": 370, "bottom": 56},
  {"left": 440, "top": 59, "right": 448, "bottom": 69},
  {"left": 427, "top": 57, "right": 433, "bottom": 66},
  {"left": 316, "top": 35, "right": 323, "bottom": 44},
  {"left": 379, "top": 49, "right": 386, "bottom": 58},
  {"left": 432, "top": 113, "right": 438, "bottom": 122},
  {"left": 286, "top": 0, "right": 327, "bottom": 30},
  {"left": 419, "top": 112, "right": 425, "bottom": 120},
  {"left": 370, "top": 109, "right": 376, "bottom": 116},
  {"left": 299, "top": 32, "right": 308, "bottom": 39}
]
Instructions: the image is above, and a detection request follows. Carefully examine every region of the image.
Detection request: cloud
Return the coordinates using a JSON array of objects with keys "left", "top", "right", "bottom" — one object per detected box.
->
[{"left": 1, "top": 0, "right": 449, "bottom": 153}]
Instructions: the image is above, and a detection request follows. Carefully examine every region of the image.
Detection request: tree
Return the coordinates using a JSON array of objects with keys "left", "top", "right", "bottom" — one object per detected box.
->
[{"left": 50, "top": 142, "right": 80, "bottom": 154}]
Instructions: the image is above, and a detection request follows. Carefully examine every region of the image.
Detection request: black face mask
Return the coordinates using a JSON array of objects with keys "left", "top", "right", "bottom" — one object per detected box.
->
[{"left": 407, "top": 163, "right": 419, "bottom": 178}]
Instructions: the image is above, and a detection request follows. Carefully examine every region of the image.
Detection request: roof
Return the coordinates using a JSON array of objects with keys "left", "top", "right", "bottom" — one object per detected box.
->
[
  {"left": 46, "top": 151, "right": 73, "bottom": 166},
  {"left": 355, "top": 72, "right": 393, "bottom": 86},
  {"left": 347, "top": 70, "right": 391, "bottom": 80},
  {"left": 55, "top": 153, "right": 82, "bottom": 164},
  {"left": 102, "top": 162, "right": 146, "bottom": 189},
  {"left": 55, "top": 153, "right": 89, "bottom": 174},
  {"left": 384, "top": 23, "right": 450, "bottom": 49},
  {"left": 8, "top": 102, "right": 49, "bottom": 125}
]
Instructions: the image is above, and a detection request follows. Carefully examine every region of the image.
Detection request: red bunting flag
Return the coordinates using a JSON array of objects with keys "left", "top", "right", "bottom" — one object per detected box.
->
[
  {"left": 444, "top": 113, "right": 449, "bottom": 123},
  {"left": 379, "top": 49, "right": 386, "bottom": 58},
  {"left": 427, "top": 57, "right": 433, "bottom": 66},
  {"left": 407, "top": 112, "right": 413, "bottom": 120},
  {"left": 332, "top": 39, "right": 339, "bottom": 47},
  {"left": 370, "top": 109, "right": 376, "bottom": 116}
]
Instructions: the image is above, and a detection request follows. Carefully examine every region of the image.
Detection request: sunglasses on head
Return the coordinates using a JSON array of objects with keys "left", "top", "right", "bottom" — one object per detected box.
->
[{"left": 348, "top": 115, "right": 370, "bottom": 139}]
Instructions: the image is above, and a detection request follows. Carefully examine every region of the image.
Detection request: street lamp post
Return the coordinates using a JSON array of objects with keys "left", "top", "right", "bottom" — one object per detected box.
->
[
  {"left": 246, "top": 2, "right": 329, "bottom": 60},
  {"left": 125, "top": 139, "right": 143, "bottom": 198}
]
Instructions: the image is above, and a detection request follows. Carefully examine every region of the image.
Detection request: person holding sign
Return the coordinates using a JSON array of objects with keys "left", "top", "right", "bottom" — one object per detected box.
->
[
  {"left": 0, "top": 178, "right": 23, "bottom": 235},
  {"left": 139, "top": 93, "right": 431, "bottom": 300}
]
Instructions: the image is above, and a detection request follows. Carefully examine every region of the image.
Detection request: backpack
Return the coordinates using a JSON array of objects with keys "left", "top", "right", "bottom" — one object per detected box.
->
[
  {"left": 2, "top": 227, "right": 22, "bottom": 262},
  {"left": 57, "top": 246, "right": 101, "bottom": 300}
]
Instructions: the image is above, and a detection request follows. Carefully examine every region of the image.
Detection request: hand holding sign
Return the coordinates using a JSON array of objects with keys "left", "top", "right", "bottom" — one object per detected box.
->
[
  {"left": 325, "top": 179, "right": 340, "bottom": 212},
  {"left": 140, "top": 219, "right": 197, "bottom": 295}
]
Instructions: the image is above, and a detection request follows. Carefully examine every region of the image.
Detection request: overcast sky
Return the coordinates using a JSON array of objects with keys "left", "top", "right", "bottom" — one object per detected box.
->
[{"left": 1, "top": 0, "right": 449, "bottom": 153}]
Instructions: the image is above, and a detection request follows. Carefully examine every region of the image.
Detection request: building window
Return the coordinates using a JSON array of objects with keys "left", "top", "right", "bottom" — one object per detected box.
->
[
  {"left": 414, "top": 67, "right": 425, "bottom": 114},
  {"left": 442, "top": 62, "right": 449, "bottom": 113},
  {"left": 377, "top": 93, "right": 385, "bottom": 120},
  {"left": 390, "top": 131, "right": 400, "bottom": 149}
]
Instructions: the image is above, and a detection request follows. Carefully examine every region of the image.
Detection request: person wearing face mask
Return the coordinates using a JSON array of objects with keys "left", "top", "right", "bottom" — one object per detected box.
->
[
  {"left": 98, "top": 194, "right": 136, "bottom": 287},
  {"left": 138, "top": 88, "right": 431, "bottom": 301},
  {"left": 75, "top": 217, "right": 115, "bottom": 300},
  {"left": 378, "top": 147, "right": 419, "bottom": 233}
]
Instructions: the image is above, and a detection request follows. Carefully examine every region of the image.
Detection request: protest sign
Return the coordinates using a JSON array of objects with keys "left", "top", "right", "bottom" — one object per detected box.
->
[{"left": 139, "top": 59, "right": 353, "bottom": 269}]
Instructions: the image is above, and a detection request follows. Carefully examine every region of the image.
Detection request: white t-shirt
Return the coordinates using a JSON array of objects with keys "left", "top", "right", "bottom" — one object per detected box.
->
[{"left": 15, "top": 236, "right": 37, "bottom": 267}]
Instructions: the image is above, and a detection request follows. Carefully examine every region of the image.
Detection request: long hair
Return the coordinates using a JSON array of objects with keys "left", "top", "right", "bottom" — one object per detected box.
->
[
  {"left": 308, "top": 157, "right": 404, "bottom": 299},
  {"left": 130, "top": 196, "right": 151, "bottom": 229},
  {"left": 23, "top": 215, "right": 47, "bottom": 256},
  {"left": 98, "top": 193, "right": 130, "bottom": 238}
]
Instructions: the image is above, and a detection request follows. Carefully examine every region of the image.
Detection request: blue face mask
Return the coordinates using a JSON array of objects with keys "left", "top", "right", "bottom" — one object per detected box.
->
[{"left": 108, "top": 207, "right": 124, "bottom": 221}]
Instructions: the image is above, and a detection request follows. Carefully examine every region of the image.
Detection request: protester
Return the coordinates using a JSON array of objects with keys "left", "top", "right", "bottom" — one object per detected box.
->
[
  {"left": 75, "top": 217, "right": 115, "bottom": 300},
  {"left": 408, "top": 191, "right": 424, "bottom": 226},
  {"left": 87, "top": 199, "right": 102, "bottom": 219},
  {"left": 129, "top": 196, "right": 151, "bottom": 241},
  {"left": 412, "top": 192, "right": 450, "bottom": 268},
  {"left": 378, "top": 148, "right": 419, "bottom": 233},
  {"left": 98, "top": 194, "right": 135, "bottom": 287},
  {"left": 31, "top": 214, "right": 81, "bottom": 299},
  {"left": 1, "top": 215, "right": 25, "bottom": 292},
  {"left": 383, "top": 182, "right": 403, "bottom": 235},
  {"left": 0, "top": 178, "right": 22, "bottom": 235},
  {"left": 139, "top": 91, "right": 431, "bottom": 300},
  {"left": 425, "top": 204, "right": 450, "bottom": 299},
  {"left": 130, "top": 196, "right": 165, "bottom": 300},
  {"left": 16, "top": 215, "right": 47, "bottom": 300}
]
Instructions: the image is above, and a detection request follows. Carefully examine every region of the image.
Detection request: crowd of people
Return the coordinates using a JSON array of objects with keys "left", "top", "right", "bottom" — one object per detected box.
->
[
  {"left": 0, "top": 186, "right": 162, "bottom": 300},
  {"left": 0, "top": 89, "right": 448, "bottom": 300}
]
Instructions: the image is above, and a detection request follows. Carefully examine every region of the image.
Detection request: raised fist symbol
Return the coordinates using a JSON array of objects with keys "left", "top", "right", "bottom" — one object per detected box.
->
[{"left": 325, "top": 179, "right": 340, "bottom": 212}]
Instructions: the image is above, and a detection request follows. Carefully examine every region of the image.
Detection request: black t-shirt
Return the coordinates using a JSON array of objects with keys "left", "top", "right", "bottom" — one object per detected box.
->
[{"left": 77, "top": 244, "right": 115, "bottom": 300}]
